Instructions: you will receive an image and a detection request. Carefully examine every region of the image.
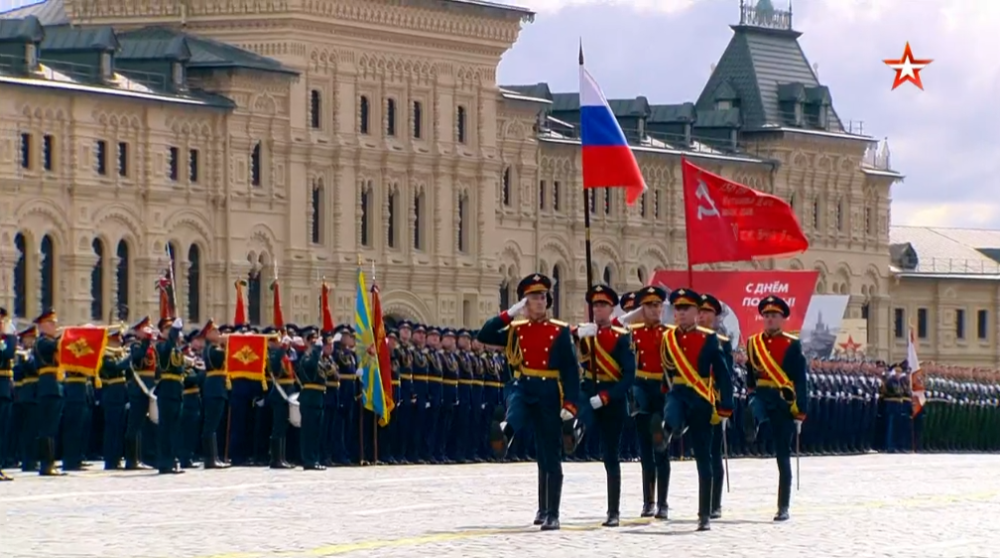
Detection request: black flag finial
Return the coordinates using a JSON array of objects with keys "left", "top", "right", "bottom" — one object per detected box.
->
[{"left": 579, "top": 39, "right": 584, "bottom": 66}]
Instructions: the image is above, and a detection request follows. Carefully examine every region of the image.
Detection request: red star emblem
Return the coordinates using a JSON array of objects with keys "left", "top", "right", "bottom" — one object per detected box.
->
[
  {"left": 884, "top": 42, "right": 932, "bottom": 90},
  {"left": 838, "top": 335, "right": 863, "bottom": 353}
]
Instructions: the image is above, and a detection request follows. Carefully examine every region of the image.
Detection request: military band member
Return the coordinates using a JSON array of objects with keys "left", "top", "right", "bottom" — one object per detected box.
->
[
  {"left": 125, "top": 317, "right": 157, "bottom": 470},
  {"left": 320, "top": 326, "right": 340, "bottom": 466},
  {"left": 200, "top": 321, "right": 230, "bottom": 469},
  {"left": 153, "top": 317, "right": 185, "bottom": 474},
  {"left": 98, "top": 328, "right": 130, "bottom": 470},
  {"left": 228, "top": 324, "right": 267, "bottom": 467},
  {"left": 267, "top": 334, "right": 295, "bottom": 469},
  {"left": 478, "top": 273, "right": 582, "bottom": 531},
  {"left": 298, "top": 330, "right": 329, "bottom": 470},
  {"left": 411, "top": 324, "right": 432, "bottom": 463},
  {"left": 395, "top": 321, "right": 416, "bottom": 464},
  {"left": 697, "top": 293, "right": 735, "bottom": 519},
  {"left": 178, "top": 330, "right": 205, "bottom": 469},
  {"left": 627, "top": 287, "right": 671, "bottom": 519},
  {"left": 745, "top": 295, "right": 808, "bottom": 522},
  {"left": 33, "top": 309, "right": 65, "bottom": 476},
  {"left": 61, "top": 319, "right": 97, "bottom": 472},
  {"left": 574, "top": 285, "right": 636, "bottom": 528},
  {"left": 14, "top": 325, "right": 38, "bottom": 472},
  {"left": 651, "top": 289, "right": 734, "bottom": 531},
  {"left": 0, "top": 309, "right": 15, "bottom": 481},
  {"left": 333, "top": 326, "right": 358, "bottom": 464}
]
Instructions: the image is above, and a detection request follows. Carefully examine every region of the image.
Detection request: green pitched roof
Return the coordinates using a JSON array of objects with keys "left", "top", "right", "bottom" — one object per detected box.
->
[
  {"left": 696, "top": 18, "right": 844, "bottom": 131},
  {"left": 0, "top": 15, "right": 44, "bottom": 42},
  {"left": 648, "top": 103, "right": 695, "bottom": 124},
  {"left": 118, "top": 35, "right": 191, "bottom": 62},
  {"left": 118, "top": 27, "right": 297, "bottom": 76},
  {"left": 40, "top": 24, "right": 118, "bottom": 52}
]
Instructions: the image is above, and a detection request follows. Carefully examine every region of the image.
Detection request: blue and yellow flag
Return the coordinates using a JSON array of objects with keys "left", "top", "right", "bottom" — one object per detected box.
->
[{"left": 354, "top": 266, "right": 388, "bottom": 423}]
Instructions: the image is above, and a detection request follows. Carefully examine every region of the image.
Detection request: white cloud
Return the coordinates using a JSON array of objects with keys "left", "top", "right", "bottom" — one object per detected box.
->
[{"left": 501, "top": 0, "right": 699, "bottom": 15}]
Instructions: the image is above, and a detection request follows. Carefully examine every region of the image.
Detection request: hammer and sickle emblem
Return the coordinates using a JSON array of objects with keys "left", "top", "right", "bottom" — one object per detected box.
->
[
  {"left": 233, "top": 345, "right": 260, "bottom": 365},
  {"left": 68, "top": 339, "right": 94, "bottom": 358},
  {"left": 695, "top": 178, "right": 720, "bottom": 220}
]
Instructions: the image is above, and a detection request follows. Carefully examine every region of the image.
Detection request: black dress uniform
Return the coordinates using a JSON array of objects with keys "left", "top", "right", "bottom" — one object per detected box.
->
[
  {"left": 14, "top": 326, "right": 38, "bottom": 472},
  {"left": 154, "top": 317, "right": 186, "bottom": 474},
  {"left": 267, "top": 342, "right": 295, "bottom": 469},
  {"left": 478, "top": 273, "right": 582, "bottom": 531},
  {"left": 298, "top": 337, "right": 328, "bottom": 470},
  {"left": 98, "top": 330, "right": 130, "bottom": 470},
  {"left": 650, "top": 289, "right": 734, "bottom": 531},
  {"left": 125, "top": 317, "right": 156, "bottom": 470},
  {"left": 32, "top": 310, "right": 65, "bottom": 477},
  {"left": 575, "top": 285, "right": 636, "bottom": 527},
  {"left": 178, "top": 331, "right": 204, "bottom": 469},
  {"left": 745, "top": 296, "right": 808, "bottom": 522},
  {"left": 201, "top": 321, "right": 230, "bottom": 469},
  {"left": 698, "top": 293, "right": 735, "bottom": 519},
  {"left": 0, "top": 309, "right": 14, "bottom": 481}
]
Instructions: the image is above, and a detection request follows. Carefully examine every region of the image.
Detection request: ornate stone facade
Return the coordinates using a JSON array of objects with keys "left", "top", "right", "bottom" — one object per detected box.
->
[{"left": 0, "top": 0, "right": 906, "bottom": 359}]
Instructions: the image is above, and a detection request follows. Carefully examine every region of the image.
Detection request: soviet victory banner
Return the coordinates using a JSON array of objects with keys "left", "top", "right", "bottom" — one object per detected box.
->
[
  {"left": 224, "top": 334, "right": 268, "bottom": 377},
  {"left": 58, "top": 326, "right": 111, "bottom": 376}
]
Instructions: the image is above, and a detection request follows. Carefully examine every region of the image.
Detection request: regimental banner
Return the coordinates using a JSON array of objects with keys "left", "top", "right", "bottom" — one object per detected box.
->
[
  {"left": 224, "top": 334, "right": 268, "bottom": 377},
  {"left": 648, "top": 270, "right": 820, "bottom": 349},
  {"left": 58, "top": 326, "right": 110, "bottom": 376},
  {"left": 799, "top": 295, "right": 850, "bottom": 359}
]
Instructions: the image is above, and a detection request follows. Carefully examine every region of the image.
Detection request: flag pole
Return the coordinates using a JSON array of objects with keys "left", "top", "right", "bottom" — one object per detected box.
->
[
  {"left": 579, "top": 43, "right": 598, "bottom": 446},
  {"left": 356, "top": 255, "right": 366, "bottom": 465},
  {"left": 370, "top": 258, "right": 379, "bottom": 466}
]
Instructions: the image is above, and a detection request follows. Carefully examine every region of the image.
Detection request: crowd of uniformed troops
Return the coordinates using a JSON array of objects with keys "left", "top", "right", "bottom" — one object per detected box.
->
[{"left": 2, "top": 278, "right": 999, "bottom": 527}]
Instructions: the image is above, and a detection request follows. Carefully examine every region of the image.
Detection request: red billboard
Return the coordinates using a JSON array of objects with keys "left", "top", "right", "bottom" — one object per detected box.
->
[{"left": 647, "top": 270, "right": 819, "bottom": 345}]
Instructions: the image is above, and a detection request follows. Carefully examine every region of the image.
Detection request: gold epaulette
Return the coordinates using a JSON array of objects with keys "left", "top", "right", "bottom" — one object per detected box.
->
[
  {"left": 500, "top": 318, "right": 529, "bottom": 333},
  {"left": 696, "top": 326, "right": 715, "bottom": 335},
  {"left": 611, "top": 325, "right": 630, "bottom": 336},
  {"left": 782, "top": 331, "right": 799, "bottom": 341},
  {"left": 548, "top": 319, "right": 568, "bottom": 328},
  {"left": 717, "top": 333, "right": 730, "bottom": 343}
]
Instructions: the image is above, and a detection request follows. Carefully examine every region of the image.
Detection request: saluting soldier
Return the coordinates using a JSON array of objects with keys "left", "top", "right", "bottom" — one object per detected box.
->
[
  {"left": 153, "top": 316, "right": 185, "bottom": 474},
  {"left": 574, "top": 285, "right": 636, "bottom": 528},
  {"left": 200, "top": 321, "right": 230, "bottom": 469},
  {"left": 14, "top": 325, "right": 38, "bottom": 472},
  {"left": 98, "top": 327, "right": 131, "bottom": 470},
  {"left": 0, "top": 309, "right": 15, "bottom": 481},
  {"left": 267, "top": 333, "right": 295, "bottom": 469},
  {"left": 627, "top": 287, "right": 671, "bottom": 519},
  {"left": 745, "top": 295, "right": 808, "bottom": 522},
  {"left": 33, "top": 309, "right": 66, "bottom": 476},
  {"left": 696, "top": 293, "right": 735, "bottom": 519},
  {"left": 650, "top": 289, "right": 734, "bottom": 531},
  {"left": 478, "top": 273, "right": 582, "bottom": 531},
  {"left": 298, "top": 329, "right": 329, "bottom": 470},
  {"left": 125, "top": 317, "right": 157, "bottom": 470}
]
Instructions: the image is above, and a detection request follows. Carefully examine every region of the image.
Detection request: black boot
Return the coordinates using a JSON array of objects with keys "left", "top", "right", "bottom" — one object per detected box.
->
[
  {"left": 279, "top": 438, "right": 292, "bottom": 468},
  {"left": 39, "top": 438, "right": 65, "bottom": 476},
  {"left": 640, "top": 468, "right": 655, "bottom": 517},
  {"left": 710, "top": 473, "right": 724, "bottom": 519},
  {"left": 203, "top": 435, "right": 230, "bottom": 469},
  {"left": 602, "top": 475, "right": 621, "bottom": 527},
  {"left": 540, "top": 474, "right": 562, "bottom": 531},
  {"left": 270, "top": 439, "right": 293, "bottom": 469},
  {"left": 124, "top": 437, "right": 148, "bottom": 470},
  {"left": 649, "top": 414, "right": 671, "bottom": 453},
  {"left": 655, "top": 465, "right": 669, "bottom": 519},
  {"left": 696, "top": 472, "right": 712, "bottom": 531},
  {"left": 774, "top": 481, "right": 791, "bottom": 521},
  {"left": 533, "top": 472, "right": 548, "bottom": 525}
]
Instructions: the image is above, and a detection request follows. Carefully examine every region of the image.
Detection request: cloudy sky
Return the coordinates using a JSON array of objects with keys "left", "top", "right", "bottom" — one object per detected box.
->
[{"left": 496, "top": 0, "right": 1000, "bottom": 229}]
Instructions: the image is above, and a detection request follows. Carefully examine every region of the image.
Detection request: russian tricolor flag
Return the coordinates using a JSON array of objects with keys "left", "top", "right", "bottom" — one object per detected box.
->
[{"left": 579, "top": 46, "right": 647, "bottom": 205}]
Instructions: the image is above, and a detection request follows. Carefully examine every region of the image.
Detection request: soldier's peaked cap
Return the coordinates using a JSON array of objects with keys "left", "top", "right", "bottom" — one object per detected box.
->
[
  {"left": 457, "top": 328, "right": 472, "bottom": 338},
  {"left": 198, "top": 319, "right": 217, "bottom": 338},
  {"left": 18, "top": 324, "right": 36, "bottom": 338},
  {"left": 33, "top": 308, "right": 56, "bottom": 324},
  {"left": 586, "top": 284, "right": 619, "bottom": 306},
  {"left": 619, "top": 291, "right": 638, "bottom": 311},
  {"left": 699, "top": 293, "right": 723, "bottom": 314},
  {"left": 637, "top": 286, "right": 668, "bottom": 306},
  {"left": 758, "top": 295, "right": 790, "bottom": 318},
  {"left": 517, "top": 273, "right": 553, "bottom": 298},
  {"left": 441, "top": 328, "right": 457, "bottom": 338},
  {"left": 131, "top": 316, "right": 150, "bottom": 331},
  {"left": 669, "top": 288, "right": 700, "bottom": 308},
  {"left": 398, "top": 319, "right": 413, "bottom": 330}
]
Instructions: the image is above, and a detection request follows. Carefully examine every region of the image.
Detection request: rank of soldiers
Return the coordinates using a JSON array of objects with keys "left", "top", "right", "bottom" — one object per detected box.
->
[{"left": 2, "top": 279, "right": 997, "bottom": 532}]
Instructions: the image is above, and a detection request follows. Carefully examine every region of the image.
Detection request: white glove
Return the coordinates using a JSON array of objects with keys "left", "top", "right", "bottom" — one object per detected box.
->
[
  {"left": 355, "top": 368, "right": 364, "bottom": 377},
  {"left": 332, "top": 333, "right": 343, "bottom": 344},
  {"left": 507, "top": 298, "right": 528, "bottom": 318},
  {"left": 424, "top": 402, "right": 431, "bottom": 409},
  {"left": 3, "top": 319, "right": 15, "bottom": 335},
  {"left": 481, "top": 403, "right": 486, "bottom": 410},
  {"left": 589, "top": 395, "right": 603, "bottom": 409},
  {"left": 143, "top": 326, "right": 157, "bottom": 336},
  {"left": 560, "top": 408, "right": 574, "bottom": 421},
  {"left": 292, "top": 336, "right": 304, "bottom": 345},
  {"left": 255, "top": 398, "right": 265, "bottom": 408},
  {"left": 313, "top": 338, "right": 323, "bottom": 348},
  {"left": 453, "top": 400, "right": 460, "bottom": 406},
  {"left": 172, "top": 317, "right": 183, "bottom": 329},
  {"left": 125, "top": 402, "right": 131, "bottom": 410},
  {"left": 794, "top": 419, "right": 803, "bottom": 434},
  {"left": 618, "top": 308, "right": 643, "bottom": 325},
  {"left": 280, "top": 336, "right": 292, "bottom": 345},
  {"left": 576, "top": 323, "right": 598, "bottom": 338}
]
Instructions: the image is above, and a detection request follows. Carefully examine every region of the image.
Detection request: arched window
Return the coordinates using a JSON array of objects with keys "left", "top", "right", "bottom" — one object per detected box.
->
[
  {"left": 603, "top": 189, "right": 611, "bottom": 215},
  {"left": 13, "top": 233, "right": 26, "bottom": 318},
  {"left": 499, "top": 278, "right": 510, "bottom": 310},
  {"left": 387, "top": 189, "right": 397, "bottom": 248},
  {"left": 311, "top": 179, "right": 323, "bottom": 244},
  {"left": 248, "top": 267, "right": 262, "bottom": 325},
  {"left": 603, "top": 265, "right": 613, "bottom": 286},
  {"left": 457, "top": 105, "right": 467, "bottom": 143},
  {"left": 250, "top": 141, "right": 262, "bottom": 187},
  {"left": 637, "top": 267, "right": 647, "bottom": 285},
  {"left": 501, "top": 167, "right": 511, "bottom": 207},
  {"left": 588, "top": 189, "right": 596, "bottom": 213},
  {"left": 187, "top": 244, "right": 201, "bottom": 323},
  {"left": 359, "top": 95, "right": 370, "bottom": 135},
  {"left": 551, "top": 264, "right": 562, "bottom": 319},
  {"left": 310, "top": 89, "right": 321, "bottom": 129},
  {"left": 413, "top": 190, "right": 424, "bottom": 250},
  {"left": 412, "top": 101, "right": 423, "bottom": 139},
  {"left": 640, "top": 192, "right": 647, "bottom": 217},
  {"left": 91, "top": 238, "right": 105, "bottom": 320},
  {"left": 360, "top": 184, "right": 372, "bottom": 247},
  {"left": 116, "top": 240, "right": 130, "bottom": 320},
  {"left": 386, "top": 98, "right": 397, "bottom": 136},
  {"left": 457, "top": 192, "right": 469, "bottom": 253},
  {"left": 40, "top": 234, "right": 54, "bottom": 311}
]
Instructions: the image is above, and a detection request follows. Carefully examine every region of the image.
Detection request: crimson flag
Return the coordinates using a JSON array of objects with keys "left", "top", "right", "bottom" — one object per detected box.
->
[{"left": 682, "top": 158, "right": 808, "bottom": 266}]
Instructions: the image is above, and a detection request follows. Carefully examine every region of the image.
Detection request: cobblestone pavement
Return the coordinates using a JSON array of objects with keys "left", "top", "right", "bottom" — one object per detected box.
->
[{"left": 1, "top": 454, "right": 998, "bottom": 558}]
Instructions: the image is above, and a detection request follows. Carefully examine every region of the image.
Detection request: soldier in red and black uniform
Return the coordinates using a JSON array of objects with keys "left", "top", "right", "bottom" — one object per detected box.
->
[
  {"left": 651, "top": 288, "right": 734, "bottom": 531},
  {"left": 477, "top": 273, "right": 582, "bottom": 531},
  {"left": 697, "top": 293, "right": 735, "bottom": 519},
  {"left": 627, "top": 286, "right": 671, "bottom": 519},
  {"left": 574, "top": 285, "right": 635, "bottom": 528},
  {"left": 745, "top": 295, "right": 808, "bottom": 522}
]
